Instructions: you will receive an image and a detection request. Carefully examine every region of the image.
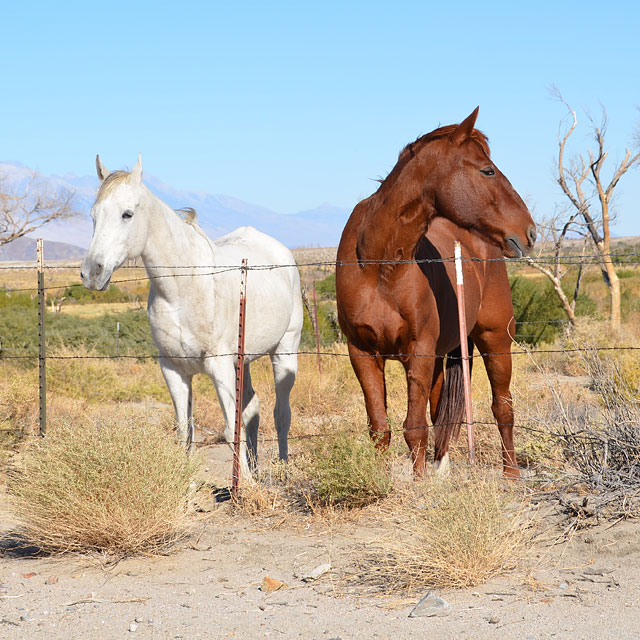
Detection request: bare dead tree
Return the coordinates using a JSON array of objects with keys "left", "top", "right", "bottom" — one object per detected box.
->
[
  {"left": 0, "top": 171, "right": 77, "bottom": 247},
  {"left": 524, "top": 204, "right": 591, "bottom": 326},
  {"left": 548, "top": 87, "right": 640, "bottom": 330}
]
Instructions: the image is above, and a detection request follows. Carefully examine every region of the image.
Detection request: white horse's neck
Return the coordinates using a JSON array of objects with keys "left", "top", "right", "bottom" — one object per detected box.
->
[
  {"left": 139, "top": 187, "right": 212, "bottom": 265},
  {"left": 138, "top": 186, "right": 215, "bottom": 297}
]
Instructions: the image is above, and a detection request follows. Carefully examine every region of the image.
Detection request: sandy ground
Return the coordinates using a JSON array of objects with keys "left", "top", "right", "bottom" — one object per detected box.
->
[{"left": 2, "top": 444, "right": 640, "bottom": 640}]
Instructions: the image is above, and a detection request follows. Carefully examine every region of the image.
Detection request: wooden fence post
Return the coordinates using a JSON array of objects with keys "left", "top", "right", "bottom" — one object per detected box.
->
[
  {"left": 454, "top": 242, "right": 474, "bottom": 463},
  {"left": 37, "top": 238, "right": 46, "bottom": 437},
  {"left": 231, "top": 259, "right": 248, "bottom": 499}
]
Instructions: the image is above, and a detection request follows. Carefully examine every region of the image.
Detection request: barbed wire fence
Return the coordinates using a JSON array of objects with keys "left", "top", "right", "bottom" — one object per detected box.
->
[{"left": 2, "top": 241, "right": 640, "bottom": 505}]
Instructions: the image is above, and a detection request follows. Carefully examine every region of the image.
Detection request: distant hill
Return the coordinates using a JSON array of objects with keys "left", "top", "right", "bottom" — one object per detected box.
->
[
  {"left": 0, "top": 235, "right": 86, "bottom": 262},
  {"left": 0, "top": 162, "right": 352, "bottom": 253}
]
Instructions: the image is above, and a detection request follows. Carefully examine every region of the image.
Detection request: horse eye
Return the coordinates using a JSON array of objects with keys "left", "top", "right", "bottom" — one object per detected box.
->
[
  {"left": 122, "top": 210, "right": 134, "bottom": 220},
  {"left": 480, "top": 166, "right": 495, "bottom": 176}
]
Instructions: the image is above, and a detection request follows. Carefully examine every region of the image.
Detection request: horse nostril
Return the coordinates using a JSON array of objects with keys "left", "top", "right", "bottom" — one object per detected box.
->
[{"left": 527, "top": 226, "right": 537, "bottom": 246}]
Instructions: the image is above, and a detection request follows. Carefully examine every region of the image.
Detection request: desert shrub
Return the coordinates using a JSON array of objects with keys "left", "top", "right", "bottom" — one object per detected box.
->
[
  {"left": 300, "top": 301, "right": 342, "bottom": 348},
  {"left": 304, "top": 430, "right": 392, "bottom": 508},
  {"left": 314, "top": 272, "right": 336, "bottom": 299},
  {"left": 63, "top": 282, "right": 146, "bottom": 304},
  {"left": 553, "top": 349, "right": 640, "bottom": 513},
  {"left": 9, "top": 419, "right": 200, "bottom": 554},
  {"left": 355, "top": 469, "right": 531, "bottom": 590},
  {"left": 509, "top": 276, "right": 596, "bottom": 345},
  {"left": 0, "top": 289, "right": 37, "bottom": 309},
  {"left": 0, "top": 307, "right": 155, "bottom": 358}
]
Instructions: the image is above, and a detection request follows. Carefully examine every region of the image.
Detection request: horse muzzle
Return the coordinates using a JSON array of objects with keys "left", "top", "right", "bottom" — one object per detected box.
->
[
  {"left": 505, "top": 225, "right": 536, "bottom": 258},
  {"left": 80, "top": 258, "right": 112, "bottom": 291}
]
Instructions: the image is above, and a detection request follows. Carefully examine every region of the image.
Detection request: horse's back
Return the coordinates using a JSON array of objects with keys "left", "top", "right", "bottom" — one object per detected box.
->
[{"left": 213, "top": 226, "right": 303, "bottom": 356}]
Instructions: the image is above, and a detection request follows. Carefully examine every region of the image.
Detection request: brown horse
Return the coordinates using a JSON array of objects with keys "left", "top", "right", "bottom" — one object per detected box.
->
[{"left": 335, "top": 108, "right": 536, "bottom": 478}]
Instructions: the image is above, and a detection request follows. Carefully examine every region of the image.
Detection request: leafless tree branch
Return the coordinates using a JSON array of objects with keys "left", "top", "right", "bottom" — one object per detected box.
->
[{"left": 0, "top": 172, "right": 78, "bottom": 247}]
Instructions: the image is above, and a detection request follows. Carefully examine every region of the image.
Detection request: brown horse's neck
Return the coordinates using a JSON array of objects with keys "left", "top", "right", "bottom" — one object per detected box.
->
[{"left": 355, "top": 187, "right": 436, "bottom": 265}]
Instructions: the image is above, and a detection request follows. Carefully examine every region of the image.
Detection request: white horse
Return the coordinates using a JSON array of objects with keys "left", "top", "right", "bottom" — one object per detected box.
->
[{"left": 81, "top": 155, "right": 303, "bottom": 478}]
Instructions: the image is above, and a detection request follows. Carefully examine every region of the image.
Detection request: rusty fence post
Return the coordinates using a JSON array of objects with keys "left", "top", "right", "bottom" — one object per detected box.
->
[
  {"left": 454, "top": 242, "right": 475, "bottom": 463},
  {"left": 231, "top": 259, "right": 248, "bottom": 499},
  {"left": 37, "top": 238, "right": 47, "bottom": 437}
]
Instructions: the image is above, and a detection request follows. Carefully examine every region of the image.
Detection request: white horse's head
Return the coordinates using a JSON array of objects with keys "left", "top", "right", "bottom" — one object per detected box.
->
[{"left": 81, "top": 155, "right": 149, "bottom": 290}]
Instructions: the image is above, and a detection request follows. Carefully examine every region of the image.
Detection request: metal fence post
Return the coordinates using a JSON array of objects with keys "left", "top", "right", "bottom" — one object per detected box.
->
[
  {"left": 37, "top": 238, "right": 46, "bottom": 437},
  {"left": 231, "top": 259, "right": 248, "bottom": 499},
  {"left": 454, "top": 241, "right": 474, "bottom": 463}
]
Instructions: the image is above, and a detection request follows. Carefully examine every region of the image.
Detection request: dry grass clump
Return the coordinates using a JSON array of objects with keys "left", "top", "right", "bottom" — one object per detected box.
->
[
  {"left": 233, "top": 430, "right": 393, "bottom": 517},
  {"left": 0, "top": 365, "right": 39, "bottom": 447},
  {"left": 303, "top": 430, "right": 392, "bottom": 508},
  {"left": 9, "top": 419, "right": 200, "bottom": 555},
  {"left": 46, "top": 345, "right": 169, "bottom": 404},
  {"left": 353, "top": 468, "right": 532, "bottom": 590}
]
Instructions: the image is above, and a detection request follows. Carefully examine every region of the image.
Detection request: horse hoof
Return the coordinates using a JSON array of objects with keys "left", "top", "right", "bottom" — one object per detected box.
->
[{"left": 433, "top": 453, "right": 451, "bottom": 476}]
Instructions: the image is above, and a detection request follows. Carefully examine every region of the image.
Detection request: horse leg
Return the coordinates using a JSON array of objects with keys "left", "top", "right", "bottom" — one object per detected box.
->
[
  {"left": 402, "top": 352, "right": 434, "bottom": 476},
  {"left": 160, "top": 361, "right": 194, "bottom": 451},
  {"left": 206, "top": 356, "right": 253, "bottom": 479},
  {"left": 348, "top": 343, "right": 389, "bottom": 449},
  {"left": 242, "top": 364, "right": 260, "bottom": 472},
  {"left": 270, "top": 352, "right": 297, "bottom": 462},
  {"left": 472, "top": 329, "right": 520, "bottom": 479}
]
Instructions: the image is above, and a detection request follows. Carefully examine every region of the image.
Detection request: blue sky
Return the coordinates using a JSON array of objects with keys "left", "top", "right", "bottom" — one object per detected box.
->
[{"left": 3, "top": 1, "right": 639, "bottom": 234}]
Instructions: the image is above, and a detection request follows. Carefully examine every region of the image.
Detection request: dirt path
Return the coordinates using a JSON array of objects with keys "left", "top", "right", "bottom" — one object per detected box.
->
[{"left": 2, "top": 445, "right": 640, "bottom": 640}]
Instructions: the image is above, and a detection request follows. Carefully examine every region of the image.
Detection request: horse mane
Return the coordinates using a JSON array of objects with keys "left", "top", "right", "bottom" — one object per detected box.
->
[
  {"left": 175, "top": 207, "right": 198, "bottom": 225},
  {"left": 379, "top": 125, "right": 490, "bottom": 191},
  {"left": 96, "top": 170, "right": 130, "bottom": 202}
]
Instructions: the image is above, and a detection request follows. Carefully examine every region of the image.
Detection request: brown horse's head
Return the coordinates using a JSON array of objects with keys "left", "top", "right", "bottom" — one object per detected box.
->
[{"left": 410, "top": 108, "right": 536, "bottom": 257}]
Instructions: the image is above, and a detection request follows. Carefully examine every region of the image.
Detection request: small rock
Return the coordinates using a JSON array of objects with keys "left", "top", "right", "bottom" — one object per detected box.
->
[
  {"left": 488, "top": 616, "right": 500, "bottom": 624},
  {"left": 302, "top": 563, "right": 331, "bottom": 582},
  {"left": 23, "top": 572, "right": 37, "bottom": 579},
  {"left": 558, "top": 581, "right": 569, "bottom": 590},
  {"left": 45, "top": 576, "right": 59, "bottom": 585},
  {"left": 20, "top": 615, "right": 34, "bottom": 622},
  {"left": 148, "top": 618, "right": 154, "bottom": 624},
  {"left": 134, "top": 617, "right": 143, "bottom": 623},
  {"left": 260, "top": 576, "right": 287, "bottom": 592},
  {"left": 408, "top": 591, "right": 451, "bottom": 618},
  {"left": 129, "top": 622, "right": 138, "bottom": 632}
]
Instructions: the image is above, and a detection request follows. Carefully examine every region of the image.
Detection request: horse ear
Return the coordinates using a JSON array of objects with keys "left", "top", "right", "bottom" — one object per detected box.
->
[
  {"left": 451, "top": 107, "right": 479, "bottom": 145},
  {"left": 96, "top": 155, "right": 109, "bottom": 181},
  {"left": 130, "top": 153, "right": 143, "bottom": 184}
]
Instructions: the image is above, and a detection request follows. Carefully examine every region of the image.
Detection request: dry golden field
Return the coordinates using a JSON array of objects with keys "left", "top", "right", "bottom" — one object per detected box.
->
[{"left": 1, "top": 248, "right": 640, "bottom": 638}]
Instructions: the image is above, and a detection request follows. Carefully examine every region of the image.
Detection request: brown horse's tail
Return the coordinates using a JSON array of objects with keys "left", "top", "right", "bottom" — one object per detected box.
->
[{"left": 433, "top": 339, "right": 474, "bottom": 454}]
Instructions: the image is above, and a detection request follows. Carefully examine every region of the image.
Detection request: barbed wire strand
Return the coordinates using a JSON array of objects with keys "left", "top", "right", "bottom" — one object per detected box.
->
[{"left": 1, "top": 345, "right": 640, "bottom": 362}]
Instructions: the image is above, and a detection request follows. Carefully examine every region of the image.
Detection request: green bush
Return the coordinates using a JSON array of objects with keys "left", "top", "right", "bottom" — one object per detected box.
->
[
  {"left": 63, "top": 282, "right": 131, "bottom": 304},
  {"left": 0, "top": 289, "right": 37, "bottom": 309},
  {"left": 509, "top": 276, "right": 597, "bottom": 345},
  {"left": 300, "top": 301, "right": 342, "bottom": 349},
  {"left": 0, "top": 307, "right": 155, "bottom": 359},
  {"left": 315, "top": 272, "right": 336, "bottom": 299},
  {"left": 510, "top": 277, "right": 566, "bottom": 344}
]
